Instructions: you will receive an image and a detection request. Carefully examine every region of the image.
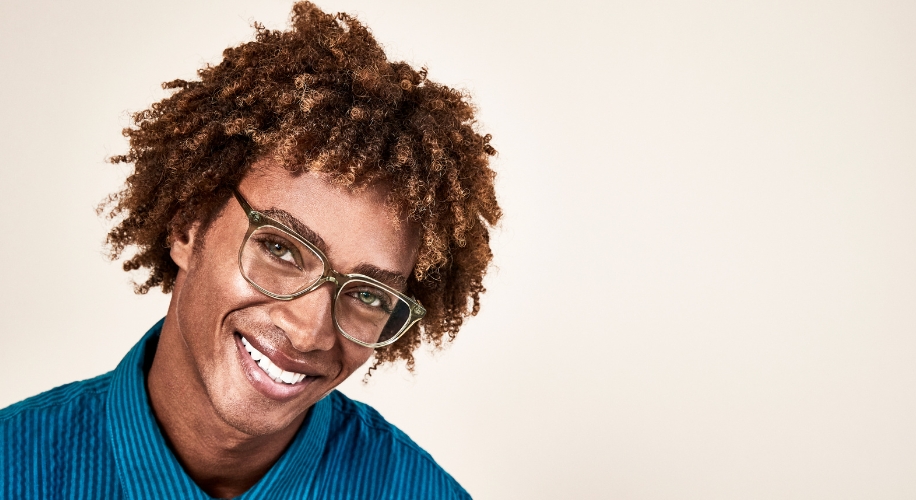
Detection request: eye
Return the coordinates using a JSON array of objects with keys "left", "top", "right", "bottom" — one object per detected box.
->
[
  {"left": 266, "top": 241, "right": 294, "bottom": 262},
  {"left": 357, "top": 291, "right": 382, "bottom": 307},
  {"left": 346, "top": 287, "right": 393, "bottom": 313},
  {"left": 253, "top": 234, "right": 302, "bottom": 268}
]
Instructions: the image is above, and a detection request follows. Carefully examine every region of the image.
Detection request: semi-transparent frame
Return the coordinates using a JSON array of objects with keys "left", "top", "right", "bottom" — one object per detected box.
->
[{"left": 233, "top": 189, "right": 426, "bottom": 348}]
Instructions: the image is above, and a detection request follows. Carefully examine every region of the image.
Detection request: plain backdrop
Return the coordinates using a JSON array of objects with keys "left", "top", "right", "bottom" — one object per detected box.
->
[{"left": 1, "top": 1, "right": 915, "bottom": 498}]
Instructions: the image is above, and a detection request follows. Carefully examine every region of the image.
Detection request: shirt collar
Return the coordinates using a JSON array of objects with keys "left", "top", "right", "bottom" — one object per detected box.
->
[{"left": 106, "top": 318, "right": 332, "bottom": 499}]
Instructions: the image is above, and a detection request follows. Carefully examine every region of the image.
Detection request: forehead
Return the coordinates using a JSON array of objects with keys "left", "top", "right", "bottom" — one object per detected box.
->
[{"left": 238, "top": 161, "right": 420, "bottom": 276}]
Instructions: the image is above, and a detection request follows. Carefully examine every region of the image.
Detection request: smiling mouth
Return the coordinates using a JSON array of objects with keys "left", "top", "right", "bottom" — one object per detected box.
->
[{"left": 241, "top": 336, "right": 308, "bottom": 385}]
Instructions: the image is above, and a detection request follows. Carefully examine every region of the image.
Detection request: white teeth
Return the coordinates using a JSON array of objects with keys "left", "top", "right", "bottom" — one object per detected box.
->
[
  {"left": 240, "top": 336, "right": 306, "bottom": 385},
  {"left": 242, "top": 338, "right": 262, "bottom": 360}
]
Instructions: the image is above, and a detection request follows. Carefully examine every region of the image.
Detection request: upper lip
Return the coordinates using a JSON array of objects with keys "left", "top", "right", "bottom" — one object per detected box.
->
[{"left": 237, "top": 332, "right": 327, "bottom": 377}]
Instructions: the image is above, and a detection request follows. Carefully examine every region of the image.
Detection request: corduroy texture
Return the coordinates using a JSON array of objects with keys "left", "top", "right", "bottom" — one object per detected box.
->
[{"left": 0, "top": 321, "right": 470, "bottom": 499}]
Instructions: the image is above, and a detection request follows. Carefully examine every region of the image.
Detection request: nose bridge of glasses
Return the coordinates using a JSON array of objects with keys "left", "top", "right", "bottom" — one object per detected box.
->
[{"left": 325, "top": 269, "right": 350, "bottom": 289}]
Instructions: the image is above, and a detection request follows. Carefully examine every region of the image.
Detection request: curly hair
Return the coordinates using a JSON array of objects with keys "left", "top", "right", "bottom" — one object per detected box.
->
[{"left": 100, "top": 2, "right": 501, "bottom": 370}]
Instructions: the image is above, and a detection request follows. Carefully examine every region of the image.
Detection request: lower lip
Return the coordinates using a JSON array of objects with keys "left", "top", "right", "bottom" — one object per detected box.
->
[{"left": 234, "top": 334, "right": 315, "bottom": 401}]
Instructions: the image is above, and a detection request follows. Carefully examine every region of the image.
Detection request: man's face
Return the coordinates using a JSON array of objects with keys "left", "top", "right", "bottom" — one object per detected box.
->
[{"left": 167, "top": 162, "right": 419, "bottom": 436}]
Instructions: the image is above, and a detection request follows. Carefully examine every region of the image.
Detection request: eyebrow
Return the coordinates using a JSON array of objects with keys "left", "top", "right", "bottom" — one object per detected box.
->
[
  {"left": 262, "top": 207, "right": 409, "bottom": 290},
  {"left": 262, "top": 208, "right": 329, "bottom": 254},
  {"left": 351, "top": 263, "right": 409, "bottom": 290}
]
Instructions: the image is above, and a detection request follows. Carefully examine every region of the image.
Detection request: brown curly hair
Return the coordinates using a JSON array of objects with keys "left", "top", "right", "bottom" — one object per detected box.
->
[{"left": 100, "top": 2, "right": 501, "bottom": 370}]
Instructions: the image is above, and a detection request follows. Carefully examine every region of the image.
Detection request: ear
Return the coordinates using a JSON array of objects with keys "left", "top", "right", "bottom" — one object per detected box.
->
[{"left": 169, "top": 222, "right": 201, "bottom": 272}]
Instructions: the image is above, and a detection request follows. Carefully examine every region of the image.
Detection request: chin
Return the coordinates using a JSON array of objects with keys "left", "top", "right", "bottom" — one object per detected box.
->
[
  {"left": 208, "top": 387, "right": 307, "bottom": 437},
  {"left": 198, "top": 357, "right": 312, "bottom": 437}
]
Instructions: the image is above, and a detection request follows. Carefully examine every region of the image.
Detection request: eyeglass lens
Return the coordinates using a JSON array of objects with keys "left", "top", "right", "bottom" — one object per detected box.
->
[{"left": 240, "top": 225, "right": 412, "bottom": 345}]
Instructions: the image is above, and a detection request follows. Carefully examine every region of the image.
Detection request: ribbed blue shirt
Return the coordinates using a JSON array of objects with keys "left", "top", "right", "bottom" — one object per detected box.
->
[{"left": 0, "top": 320, "right": 470, "bottom": 499}]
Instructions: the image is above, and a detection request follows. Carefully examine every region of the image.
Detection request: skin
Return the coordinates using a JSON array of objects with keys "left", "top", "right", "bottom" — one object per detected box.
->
[{"left": 146, "top": 160, "right": 420, "bottom": 498}]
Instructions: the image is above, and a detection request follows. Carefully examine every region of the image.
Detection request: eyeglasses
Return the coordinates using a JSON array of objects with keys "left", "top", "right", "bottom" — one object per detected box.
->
[{"left": 232, "top": 189, "right": 426, "bottom": 348}]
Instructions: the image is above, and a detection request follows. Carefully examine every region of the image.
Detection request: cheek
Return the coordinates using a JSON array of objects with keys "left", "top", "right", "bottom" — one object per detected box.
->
[
  {"left": 176, "top": 242, "right": 265, "bottom": 340},
  {"left": 185, "top": 257, "right": 250, "bottom": 309},
  {"left": 191, "top": 225, "right": 261, "bottom": 305},
  {"left": 336, "top": 344, "right": 374, "bottom": 380}
]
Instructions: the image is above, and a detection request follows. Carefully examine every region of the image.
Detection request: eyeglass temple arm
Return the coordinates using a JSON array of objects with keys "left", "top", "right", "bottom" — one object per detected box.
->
[{"left": 232, "top": 189, "right": 260, "bottom": 222}]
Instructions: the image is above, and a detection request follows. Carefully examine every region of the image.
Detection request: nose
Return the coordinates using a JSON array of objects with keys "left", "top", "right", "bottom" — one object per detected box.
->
[{"left": 268, "top": 282, "right": 338, "bottom": 352}]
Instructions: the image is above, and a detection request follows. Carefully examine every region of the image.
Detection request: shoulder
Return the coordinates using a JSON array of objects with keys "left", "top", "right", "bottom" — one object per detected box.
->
[
  {"left": 318, "top": 390, "right": 472, "bottom": 499},
  {"left": 0, "top": 373, "right": 114, "bottom": 454},
  {"left": 0, "top": 373, "right": 114, "bottom": 445},
  {"left": 0, "top": 373, "right": 119, "bottom": 498},
  {"left": 324, "top": 390, "right": 438, "bottom": 466},
  {"left": 0, "top": 372, "right": 113, "bottom": 424}
]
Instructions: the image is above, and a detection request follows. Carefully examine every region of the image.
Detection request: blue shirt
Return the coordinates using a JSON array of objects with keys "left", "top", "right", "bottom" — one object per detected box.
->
[{"left": 0, "top": 320, "right": 470, "bottom": 499}]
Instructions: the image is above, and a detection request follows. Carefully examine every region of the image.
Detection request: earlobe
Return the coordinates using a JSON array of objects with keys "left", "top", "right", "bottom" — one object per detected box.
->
[{"left": 169, "top": 223, "right": 200, "bottom": 272}]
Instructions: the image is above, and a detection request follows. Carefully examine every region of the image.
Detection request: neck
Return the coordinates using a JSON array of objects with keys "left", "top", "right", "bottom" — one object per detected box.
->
[{"left": 147, "top": 313, "right": 304, "bottom": 499}]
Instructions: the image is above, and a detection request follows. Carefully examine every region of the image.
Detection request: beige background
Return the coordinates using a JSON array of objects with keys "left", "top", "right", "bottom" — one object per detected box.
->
[{"left": 1, "top": 1, "right": 915, "bottom": 498}]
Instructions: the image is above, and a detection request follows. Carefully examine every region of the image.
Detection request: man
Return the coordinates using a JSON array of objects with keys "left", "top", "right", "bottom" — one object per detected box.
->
[{"left": 0, "top": 3, "right": 500, "bottom": 498}]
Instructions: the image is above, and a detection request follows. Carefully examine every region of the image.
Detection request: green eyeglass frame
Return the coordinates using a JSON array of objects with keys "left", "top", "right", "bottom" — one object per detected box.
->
[{"left": 232, "top": 189, "right": 426, "bottom": 348}]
